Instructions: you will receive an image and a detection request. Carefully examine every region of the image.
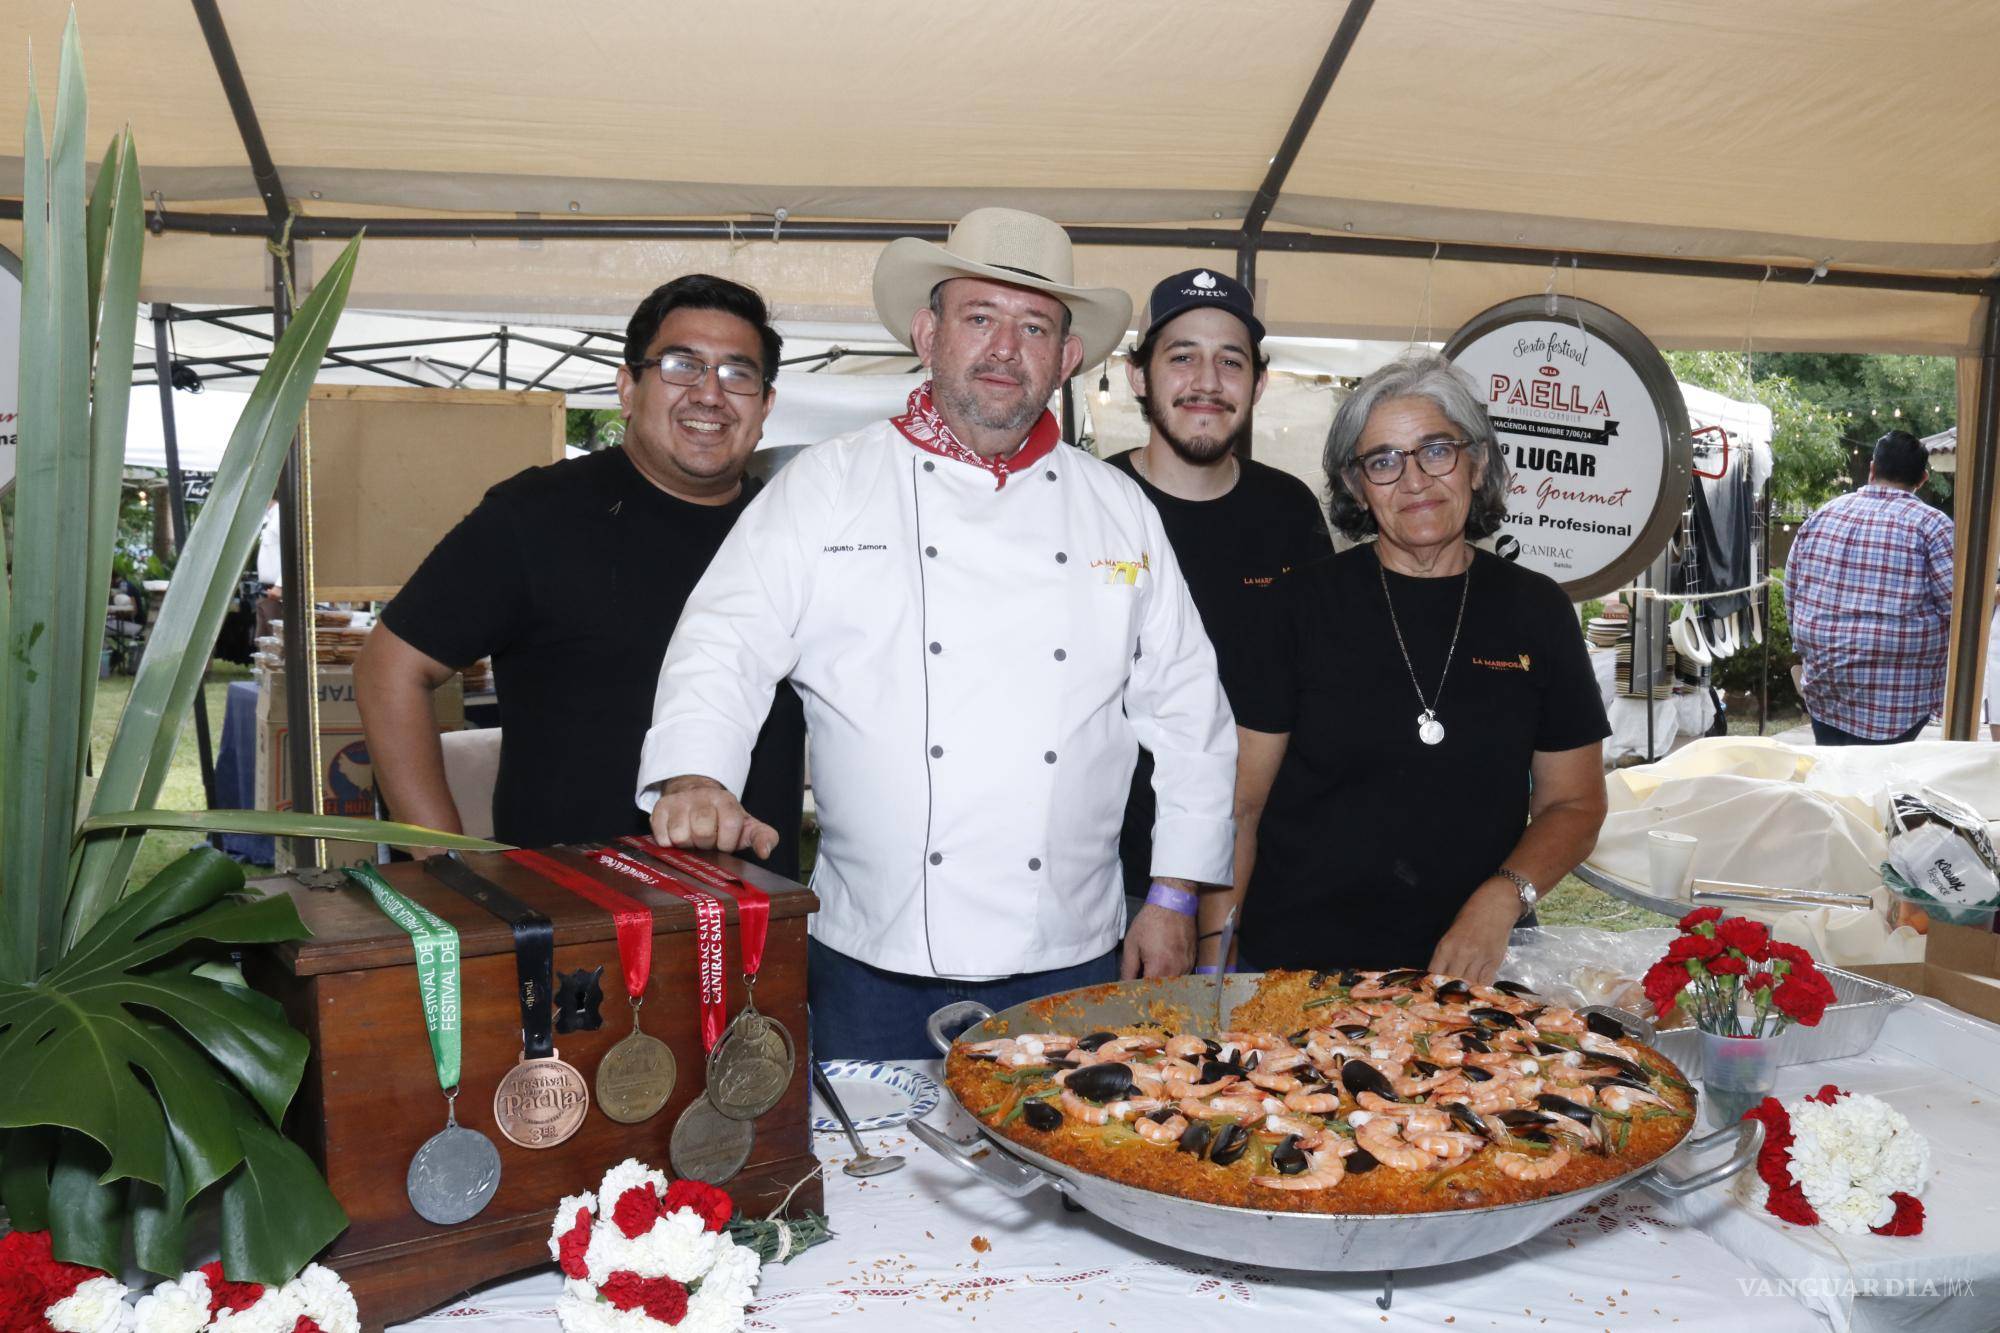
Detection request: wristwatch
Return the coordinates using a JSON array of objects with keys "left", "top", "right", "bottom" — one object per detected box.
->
[{"left": 1495, "top": 867, "right": 1538, "bottom": 915}]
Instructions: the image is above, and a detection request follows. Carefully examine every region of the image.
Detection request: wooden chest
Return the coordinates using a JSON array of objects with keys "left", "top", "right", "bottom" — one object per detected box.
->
[{"left": 246, "top": 848, "right": 820, "bottom": 1330}]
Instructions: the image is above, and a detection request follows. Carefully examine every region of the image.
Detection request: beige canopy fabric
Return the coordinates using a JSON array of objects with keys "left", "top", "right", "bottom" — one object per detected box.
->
[{"left": 0, "top": 0, "right": 1993, "bottom": 352}]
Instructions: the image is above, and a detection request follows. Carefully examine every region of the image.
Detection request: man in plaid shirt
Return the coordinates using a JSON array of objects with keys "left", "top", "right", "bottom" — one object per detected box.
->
[{"left": 1786, "top": 431, "right": 1955, "bottom": 745}]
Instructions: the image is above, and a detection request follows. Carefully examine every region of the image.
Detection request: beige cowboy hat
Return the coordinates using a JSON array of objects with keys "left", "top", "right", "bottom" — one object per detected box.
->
[{"left": 873, "top": 207, "right": 1133, "bottom": 373}]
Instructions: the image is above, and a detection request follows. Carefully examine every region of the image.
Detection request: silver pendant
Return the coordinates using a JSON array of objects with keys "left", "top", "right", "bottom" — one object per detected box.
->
[{"left": 1418, "top": 711, "right": 1445, "bottom": 746}]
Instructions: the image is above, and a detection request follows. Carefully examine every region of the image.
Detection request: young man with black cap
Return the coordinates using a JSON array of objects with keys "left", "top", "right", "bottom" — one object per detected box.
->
[{"left": 1106, "top": 269, "right": 1330, "bottom": 972}]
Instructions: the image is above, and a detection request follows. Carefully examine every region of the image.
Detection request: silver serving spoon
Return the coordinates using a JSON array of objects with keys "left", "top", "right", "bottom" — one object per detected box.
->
[{"left": 812, "top": 1058, "right": 905, "bottom": 1177}]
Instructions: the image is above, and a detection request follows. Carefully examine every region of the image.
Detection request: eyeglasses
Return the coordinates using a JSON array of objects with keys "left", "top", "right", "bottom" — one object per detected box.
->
[
  {"left": 1351, "top": 438, "right": 1475, "bottom": 486},
  {"left": 630, "top": 353, "right": 766, "bottom": 396}
]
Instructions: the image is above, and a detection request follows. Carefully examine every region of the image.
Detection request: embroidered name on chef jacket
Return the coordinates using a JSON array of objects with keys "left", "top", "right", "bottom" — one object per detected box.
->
[{"left": 821, "top": 543, "right": 890, "bottom": 553}]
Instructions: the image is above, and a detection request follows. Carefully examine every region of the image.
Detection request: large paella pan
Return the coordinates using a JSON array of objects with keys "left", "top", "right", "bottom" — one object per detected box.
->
[{"left": 910, "top": 970, "right": 1760, "bottom": 1272}]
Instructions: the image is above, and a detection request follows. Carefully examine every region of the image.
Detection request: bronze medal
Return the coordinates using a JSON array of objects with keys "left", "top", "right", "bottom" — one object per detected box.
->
[
  {"left": 705, "top": 998, "right": 796, "bottom": 1121},
  {"left": 596, "top": 1005, "right": 677, "bottom": 1124},
  {"left": 670, "top": 1094, "right": 755, "bottom": 1184},
  {"left": 493, "top": 1049, "right": 590, "bottom": 1148}
]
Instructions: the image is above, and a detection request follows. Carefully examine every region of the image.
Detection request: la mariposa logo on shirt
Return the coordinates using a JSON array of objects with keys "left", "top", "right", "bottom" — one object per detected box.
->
[
  {"left": 1090, "top": 552, "right": 1151, "bottom": 585},
  {"left": 1472, "top": 653, "right": 1533, "bottom": 672}
]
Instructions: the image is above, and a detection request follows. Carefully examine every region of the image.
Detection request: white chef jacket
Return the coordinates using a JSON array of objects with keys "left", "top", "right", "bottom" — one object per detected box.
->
[{"left": 636, "top": 418, "right": 1236, "bottom": 980}]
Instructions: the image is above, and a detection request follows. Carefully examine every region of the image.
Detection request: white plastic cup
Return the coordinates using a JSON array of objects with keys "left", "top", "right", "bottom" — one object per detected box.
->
[{"left": 1647, "top": 830, "right": 1699, "bottom": 901}]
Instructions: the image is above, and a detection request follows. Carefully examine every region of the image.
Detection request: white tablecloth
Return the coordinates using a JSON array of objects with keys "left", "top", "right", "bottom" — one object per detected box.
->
[{"left": 1591, "top": 645, "right": 1717, "bottom": 764}]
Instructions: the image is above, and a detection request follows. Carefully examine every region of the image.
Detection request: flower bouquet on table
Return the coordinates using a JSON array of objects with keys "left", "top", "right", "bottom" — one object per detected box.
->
[
  {"left": 0, "top": 1230, "right": 357, "bottom": 1333},
  {"left": 549, "top": 1159, "right": 831, "bottom": 1333},
  {"left": 1642, "top": 907, "right": 1839, "bottom": 1124},
  {"left": 1738, "top": 1085, "right": 1930, "bottom": 1236}
]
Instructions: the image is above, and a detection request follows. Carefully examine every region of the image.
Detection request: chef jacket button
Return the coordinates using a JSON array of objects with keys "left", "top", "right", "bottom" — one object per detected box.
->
[
  {"left": 925, "top": 545, "right": 937, "bottom": 558},
  {"left": 1028, "top": 857, "right": 1042, "bottom": 871},
  {"left": 1053, "top": 648, "right": 1066, "bottom": 661},
  {"left": 929, "top": 641, "right": 942, "bottom": 654},
  {"left": 1045, "top": 470, "right": 1056, "bottom": 481},
  {"left": 923, "top": 460, "right": 936, "bottom": 472},
  {"left": 930, "top": 744, "right": 943, "bottom": 758},
  {"left": 1055, "top": 551, "right": 1068, "bottom": 564},
  {"left": 1044, "top": 750, "right": 1057, "bottom": 764},
  {"left": 930, "top": 851, "right": 943, "bottom": 866}
]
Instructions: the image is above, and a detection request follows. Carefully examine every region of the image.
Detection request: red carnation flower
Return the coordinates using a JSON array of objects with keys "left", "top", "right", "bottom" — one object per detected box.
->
[
  {"left": 613, "top": 1184, "right": 666, "bottom": 1239},
  {"left": 1773, "top": 967, "right": 1836, "bottom": 1027},
  {"left": 1741, "top": 1098, "right": 1797, "bottom": 1190},
  {"left": 296, "top": 1319, "right": 326, "bottom": 1333},
  {"left": 557, "top": 1205, "right": 594, "bottom": 1278},
  {"left": 1707, "top": 954, "right": 1749, "bottom": 977},
  {"left": 1767, "top": 1183, "right": 1820, "bottom": 1227},
  {"left": 1678, "top": 906, "right": 1723, "bottom": 932},
  {"left": 1716, "top": 917, "right": 1770, "bottom": 961},
  {"left": 0, "top": 1229, "right": 104, "bottom": 1333},
  {"left": 600, "top": 1272, "right": 690, "bottom": 1324},
  {"left": 1746, "top": 972, "right": 1776, "bottom": 992},
  {"left": 1666, "top": 933, "right": 1722, "bottom": 964},
  {"left": 1764, "top": 941, "right": 1816, "bottom": 973},
  {"left": 664, "top": 1179, "right": 735, "bottom": 1233},
  {"left": 1643, "top": 959, "right": 1692, "bottom": 1015},
  {"left": 200, "top": 1261, "right": 267, "bottom": 1316},
  {"left": 1806, "top": 1084, "right": 1846, "bottom": 1106},
  {"left": 1870, "top": 1191, "right": 1925, "bottom": 1237}
]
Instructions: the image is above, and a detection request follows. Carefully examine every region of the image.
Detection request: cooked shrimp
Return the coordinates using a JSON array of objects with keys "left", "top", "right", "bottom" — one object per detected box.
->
[
  {"left": 1059, "top": 1089, "right": 1161, "bottom": 1125},
  {"left": 1282, "top": 1088, "right": 1341, "bottom": 1115},
  {"left": 963, "top": 1033, "right": 1074, "bottom": 1066},
  {"left": 1184, "top": 1093, "right": 1267, "bottom": 1122},
  {"left": 1262, "top": 1112, "right": 1324, "bottom": 1141},
  {"left": 1495, "top": 1146, "right": 1572, "bottom": 1180},
  {"left": 1353, "top": 1114, "right": 1434, "bottom": 1171},
  {"left": 1134, "top": 1112, "right": 1189, "bottom": 1145},
  {"left": 1597, "top": 1083, "right": 1669, "bottom": 1113},
  {"left": 1164, "top": 1034, "right": 1210, "bottom": 1060},
  {"left": 1408, "top": 1129, "right": 1485, "bottom": 1162},
  {"left": 1535, "top": 1010, "right": 1586, "bottom": 1035},
  {"left": 1094, "top": 1035, "right": 1164, "bottom": 1062},
  {"left": 1253, "top": 1146, "right": 1348, "bottom": 1191},
  {"left": 1246, "top": 1068, "right": 1302, "bottom": 1093}
]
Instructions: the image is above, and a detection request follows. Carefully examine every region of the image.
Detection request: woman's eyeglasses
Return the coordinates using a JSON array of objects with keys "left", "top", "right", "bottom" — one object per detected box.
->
[{"left": 1351, "top": 438, "right": 1474, "bottom": 486}]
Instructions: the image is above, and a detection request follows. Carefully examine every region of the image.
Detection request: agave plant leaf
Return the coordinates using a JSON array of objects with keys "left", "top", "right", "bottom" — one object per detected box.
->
[
  {"left": 66, "top": 235, "right": 364, "bottom": 949},
  {"left": 49, "top": 1130, "right": 123, "bottom": 1273},
  {"left": 77, "top": 807, "right": 509, "bottom": 852},
  {"left": 3, "top": 14, "right": 92, "bottom": 982},
  {"left": 0, "top": 848, "right": 312, "bottom": 1200},
  {"left": 218, "top": 1107, "right": 349, "bottom": 1285},
  {"left": 0, "top": 1125, "right": 57, "bottom": 1230}
]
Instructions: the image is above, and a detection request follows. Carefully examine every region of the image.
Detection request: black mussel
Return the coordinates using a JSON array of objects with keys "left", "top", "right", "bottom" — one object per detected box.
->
[
  {"left": 1446, "top": 1102, "right": 1490, "bottom": 1137},
  {"left": 1458, "top": 1032, "right": 1491, "bottom": 1054},
  {"left": 1496, "top": 1109, "right": 1555, "bottom": 1129},
  {"left": 1144, "top": 1105, "right": 1178, "bottom": 1124},
  {"left": 1378, "top": 967, "right": 1427, "bottom": 987},
  {"left": 1200, "top": 1058, "right": 1247, "bottom": 1084},
  {"left": 1209, "top": 1122, "right": 1251, "bottom": 1166},
  {"left": 1513, "top": 1127, "right": 1554, "bottom": 1145},
  {"left": 1581, "top": 1051, "right": 1651, "bottom": 1083},
  {"left": 1124, "top": 1083, "right": 1147, "bottom": 1099},
  {"left": 1308, "top": 971, "right": 1331, "bottom": 990},
  {"left": 1434, "top": 978, "right": 1474, "bottom": 1003},
  {"left": 1243, "top": 1050, "right": 1261, "bottom": 1073},
  {"left": 1074, "top": 1031, "right": 1119, "bottom": 1053},
  {"left": 1340, "top": 1059, "right": 1397, "bottom": 1101},
  {"left": 1287, "top": 1028, "right": 1311, "bottom": 1047},
  {"left": 1592, "top": 1074, "right": 1652, "bottom": 1095},
  {"left": 1203, "top": 1037, "right": 1223, "bottom": 1059},
  {"left": 1335, "top": 1023, "right": 1372, "bottom": 1040},
  {"left": 1531, "top": 1040, "right": 1570, "bottom": 1057},
  {"left": 1468, "top": 1006, "right": 1521, "bottom": 1029},
  {"left": 1492, "top": 979, "right": 1539, "bottom": 999},
  {"left": 1177, "top": 1120, "right": 1214, "bottom": 1155},
  {"left": 1295, "top": 1064, "right": 1329, "bottom": 1085},
  {"left": 1410, "top": 1059, "right": 1442, "bottom": 1077},
  {"left": 1460, "top": 1064, "right": 1494, "bottom": 1083},
  {"left": 965, "top": 1048, "right": 1000, "bottom": 1061},
  {"left": 1271, "top": 1134, "right": 1310, "bottom": 1175},
  {"left": 1049, "top": 1055, "right": 1081, "bottom": 1069},
  {"left": 1066, "top": 1061, "right": 1135, "bottom": 1104},
  {"left": 1585, "top": 1011, "right": 1629, "bottom": 1040},
  {"left": 1345, "top": 1145, "right": 1379, "bottom": 1174},
  {"left": 1022, "top": 1098, "right": 1063, "bottom": 1131},
  {"left": 1535, "top": 1093, "right": 1595, "bottom": 1126},
  {"left": 1520, "top": 1006, "right": 1547, "bottom": 1023},
  {"left": 1337, "top": 967, "right": 1363, "bottom": 987}
]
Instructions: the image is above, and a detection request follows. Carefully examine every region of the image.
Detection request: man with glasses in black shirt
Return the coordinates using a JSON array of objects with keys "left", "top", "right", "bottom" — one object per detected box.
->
[
  {"left": 1105, "top": 269, "right": 1331, "bottom": 974},
  {"left": 357, "top": 275, "right": 805, "bottom": 873}
]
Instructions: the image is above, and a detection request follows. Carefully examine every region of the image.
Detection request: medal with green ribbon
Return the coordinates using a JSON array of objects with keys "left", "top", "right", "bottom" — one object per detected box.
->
[{"left": 347, "top": 864, "right": 502, "bottom": 1226}]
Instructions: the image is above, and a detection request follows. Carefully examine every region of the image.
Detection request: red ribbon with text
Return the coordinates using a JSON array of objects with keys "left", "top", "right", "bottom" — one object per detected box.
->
[
  {"left": 582, "top": 845, "right": 729, "bottom": 1053},
  {"left": 620, "top": 837, "right": 772, "bottom": 982},
  {"left": 505, "top": 848, "right": 654, "bottom": 1002}
]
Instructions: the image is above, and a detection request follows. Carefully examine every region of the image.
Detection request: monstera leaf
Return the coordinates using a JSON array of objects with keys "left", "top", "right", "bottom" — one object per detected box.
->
[{"left": 0, "top": 847, "right": 347, "bottom": 1278}]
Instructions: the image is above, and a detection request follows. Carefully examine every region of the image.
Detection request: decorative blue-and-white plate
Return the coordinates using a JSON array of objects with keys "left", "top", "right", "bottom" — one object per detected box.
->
[{"left": 810, "top": 1060, "right": 941, "bottom": 1133}]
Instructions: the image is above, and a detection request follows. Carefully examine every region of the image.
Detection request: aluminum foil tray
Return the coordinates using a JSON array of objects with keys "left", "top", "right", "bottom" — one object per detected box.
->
[{"left": 1652, "top": 965, "right": 1912, "bottom": 1077}]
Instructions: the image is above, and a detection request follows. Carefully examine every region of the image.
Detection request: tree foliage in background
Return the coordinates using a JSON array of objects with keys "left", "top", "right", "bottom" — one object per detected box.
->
[
  {"left": 1750, "top": 352, "right": 1958, "bottom": 503},
  {"left": 1665, "top": 350, "right": 1847, "bottom": 515},
  {"left": 566, "top": 406, "right": 623, "bottom": 450}
]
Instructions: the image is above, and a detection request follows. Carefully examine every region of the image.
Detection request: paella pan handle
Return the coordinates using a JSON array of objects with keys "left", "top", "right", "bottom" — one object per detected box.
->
[
  {"left": 1578, "top": 1004, "right": 1655, "bottom": 1042},
  {"left": 1640, "top": 1119, "right": 1764, "bottom": 1198},
  {"left": 925, "top": 1000, "right": 996, "bottom": 1056},
  {"left": 907, "top": 1117, "right": 1063, "bottom": 1199}
]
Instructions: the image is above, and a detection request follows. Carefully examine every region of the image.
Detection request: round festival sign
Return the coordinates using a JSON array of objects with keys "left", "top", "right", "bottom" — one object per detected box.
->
[{"left": 1444, "top": 295, "right": 1690, "bottom": 600}]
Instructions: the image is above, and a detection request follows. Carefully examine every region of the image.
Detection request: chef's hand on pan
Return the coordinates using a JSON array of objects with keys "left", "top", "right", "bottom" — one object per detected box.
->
[
  {"left": 1427, "top": 878, "right": 1520, "bottom": 988},
  {"left": 1122, "top": 894, "right": 1198, "bottom": 979},
  {"left": 651, "top": 774, "right": 780, "bottom": 859}
]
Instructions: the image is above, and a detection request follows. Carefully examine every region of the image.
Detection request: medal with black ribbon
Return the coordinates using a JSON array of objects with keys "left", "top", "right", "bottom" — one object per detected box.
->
[
  {"left": 578, "top": 842, "right": 754, "bottom": 1183},
  {"left": 508, "top": 848, "right": 677, "bottom": 1123},
  {"left": 620, "top": 837, "right": 796, "bottom": 1122},
  {"left": 345, "top": 864, "right": 500, "bottom": 1225},
  {"left": 424, "top": 853, "right": 589, "bottom": 1149}
]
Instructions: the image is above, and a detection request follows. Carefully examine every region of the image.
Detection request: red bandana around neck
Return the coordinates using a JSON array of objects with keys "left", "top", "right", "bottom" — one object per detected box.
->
[{"left": 891, "top": 381, "right": 1061, "bottom": 489}]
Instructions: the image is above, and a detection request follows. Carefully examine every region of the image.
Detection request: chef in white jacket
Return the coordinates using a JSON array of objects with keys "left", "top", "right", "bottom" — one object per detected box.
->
[{"left": 638, "top": 208, "right": 1237, "bottom": 1057}]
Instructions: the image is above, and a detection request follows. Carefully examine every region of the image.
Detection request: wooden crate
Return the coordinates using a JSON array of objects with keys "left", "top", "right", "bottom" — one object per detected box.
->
[{"left": 246, "top": 849, "right": 820, "bottom": 1330}]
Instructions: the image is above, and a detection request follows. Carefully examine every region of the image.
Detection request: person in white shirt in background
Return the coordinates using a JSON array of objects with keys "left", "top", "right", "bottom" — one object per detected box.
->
[{"left": 636, "top": 208, "right": 1237, "bottom": 1057}]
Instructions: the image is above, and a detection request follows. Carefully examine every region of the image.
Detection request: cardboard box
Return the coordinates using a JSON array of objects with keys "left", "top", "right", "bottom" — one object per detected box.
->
[
  {"left": 255, "top": 665, "right": 463, "bottom": 869},
  {"left": 1853, "top": 920, "right": 2000, "bottom": 1024}
]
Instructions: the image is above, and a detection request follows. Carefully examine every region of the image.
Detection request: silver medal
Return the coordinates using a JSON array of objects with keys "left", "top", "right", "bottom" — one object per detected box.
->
[
  {"left": 407, "top": 1100, "right": 501, "bottom": 1226},
  {"left": 1418, "top": 711, "right": 1445, "bottom": 746}
]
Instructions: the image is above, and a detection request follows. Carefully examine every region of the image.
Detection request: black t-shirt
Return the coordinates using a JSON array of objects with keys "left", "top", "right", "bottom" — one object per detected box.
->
[
  {"left": 1233, "top": 545, "right": 1608, "bottom": 971},
  {"left": 1104, "top": 451, "right": 1331, "bottom": 899},
  {"left": 380, "top": 447, "right": 806, "bottom": 875}
]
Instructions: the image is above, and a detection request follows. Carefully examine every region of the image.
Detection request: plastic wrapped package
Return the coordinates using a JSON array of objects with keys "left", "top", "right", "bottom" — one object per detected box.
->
[{"left": 1499, "top": 925, "right": 1679, "bottom": 1014}]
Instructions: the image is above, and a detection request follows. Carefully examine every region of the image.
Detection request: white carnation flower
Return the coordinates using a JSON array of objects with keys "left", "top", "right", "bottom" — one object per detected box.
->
[
  {"left": 676, "top": 1243, "right": 762, "bottom": 1333},
  {"left": 283, "top": 1264, "right": 359, "bottom": 1333},
  {"left": 1786, "top": 1092, "right": 1931, "bottom": 1236},
  {"left": 554, "top": 1288, "right": 669, "bottom": 1333},
  {"left": 132, "top": 1272, "right": 212, "bottom": 1333},
  {"left": 550, "top": 1191, "right": 601, "bottom": 1266},
  {"left": 584, "top": 1207, "right": 722, "bottom": 1285},
  {"left": 595, "top": 1159, "right": 670, "bottom": 1219},
  {"left": 48, "top": 1276, "right": 133, "bottom": 1333},
  {"left": 210, "top": 1286, "right": 303, "bottom": 1333}
]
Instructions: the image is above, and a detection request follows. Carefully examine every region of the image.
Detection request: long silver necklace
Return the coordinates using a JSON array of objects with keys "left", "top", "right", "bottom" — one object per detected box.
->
[{"left": 1377, "top": 547, "right": 1471, "bottom": 746}]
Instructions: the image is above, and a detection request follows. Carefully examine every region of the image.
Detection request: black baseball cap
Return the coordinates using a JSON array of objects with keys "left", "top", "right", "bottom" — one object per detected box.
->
[{"left": 1139, "top": 268, "right": 1265, "bottom": 346}]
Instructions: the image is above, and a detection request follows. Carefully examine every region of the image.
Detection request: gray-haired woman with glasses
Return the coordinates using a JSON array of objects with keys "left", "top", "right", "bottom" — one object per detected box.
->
[{"left": 1210, "top": 352, "right": 1609, "bottom": 986}]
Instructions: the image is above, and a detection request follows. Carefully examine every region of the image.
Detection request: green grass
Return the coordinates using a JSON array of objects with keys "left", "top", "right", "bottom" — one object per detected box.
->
[{"left": 86, "top": 661, "right": 270, "bottom": 888}]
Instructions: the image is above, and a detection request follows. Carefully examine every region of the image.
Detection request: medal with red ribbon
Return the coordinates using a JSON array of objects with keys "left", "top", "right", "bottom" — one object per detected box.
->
[
  {"left": 507, "top": 848, "right": 677, "bottom": 1123},
  {"left": 617, "top": 837, "right": 797, "bottom": 1122},
  {"left": 578, "top": 842, "right": 730, "bottom": 1056}
]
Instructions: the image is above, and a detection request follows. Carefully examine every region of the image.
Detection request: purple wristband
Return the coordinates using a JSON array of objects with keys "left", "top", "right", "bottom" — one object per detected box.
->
[
  {"left": 1145, "top": 880, "right": 1200, "bottom": 917},
  {"left": 1193, "top": 964, "right": 1222, "bottom": 975}
]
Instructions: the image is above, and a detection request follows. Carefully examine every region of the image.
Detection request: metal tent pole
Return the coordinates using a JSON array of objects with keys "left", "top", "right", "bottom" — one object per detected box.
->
[
  {"left": 151, "top": 305, "right": 220, "bottom": 825},
  {"left": 1945, "top": 296, "right": 2000, "bottom": 738}
]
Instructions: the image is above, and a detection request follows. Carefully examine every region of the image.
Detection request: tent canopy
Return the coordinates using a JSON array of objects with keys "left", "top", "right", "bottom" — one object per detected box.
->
[{"left": 0, "top": 1, "right": 1992, "bottom": 353}]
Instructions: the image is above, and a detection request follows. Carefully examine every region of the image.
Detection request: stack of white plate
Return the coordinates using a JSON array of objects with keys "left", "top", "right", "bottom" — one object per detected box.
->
[
  {"left": 1614, "top": 638, "right": 1676, "bottom": 699},
  {"left": 1585, "top": 616, "right": 1625, "bottom": 648}
]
